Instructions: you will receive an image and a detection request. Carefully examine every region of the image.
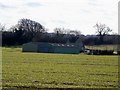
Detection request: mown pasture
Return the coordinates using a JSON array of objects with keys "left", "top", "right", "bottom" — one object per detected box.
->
[{"left": 2, "top": 47, "right": 119, "bottom": 89}]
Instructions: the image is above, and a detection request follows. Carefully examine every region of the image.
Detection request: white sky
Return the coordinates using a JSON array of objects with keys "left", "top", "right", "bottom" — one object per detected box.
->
[{"left": 0, "top": 0, "right": 119, "bottom": 35}]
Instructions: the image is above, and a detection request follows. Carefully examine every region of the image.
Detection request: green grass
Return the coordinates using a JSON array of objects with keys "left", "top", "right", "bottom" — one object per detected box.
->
[{"left": 2, "top": 47, "right": 119, "bottom": 89}]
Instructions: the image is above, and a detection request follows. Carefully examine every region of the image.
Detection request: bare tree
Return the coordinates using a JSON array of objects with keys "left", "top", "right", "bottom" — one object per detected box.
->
[
  {"left": 0, "top": 23, "right": 5, "bottom": 31},
  {"left": 9, "top": 18, "right": 46, "bottom": 42},
  {"left": 93, "top": 23, "right": 112, "bottom": 44},
  {"left": 54, "top": 28, "right": 66, "bottom": 35},
  {"left": 54, "top": 28, "right": 81, "bottom": 36},
  {"left": 69, "top": 30, "right": 81, "bottom": 36},
  {"left": 0, "top": 23, "right": 5, "bottom": 46},
  {"left": 17, "top": 19, "right": 45, "bottom": 32}
]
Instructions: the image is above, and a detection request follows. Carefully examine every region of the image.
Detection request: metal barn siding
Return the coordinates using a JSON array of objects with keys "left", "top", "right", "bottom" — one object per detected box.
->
[
  {"left": 22, "top": 42, "right": 38, "bottom": 52},
  {"left": 37, "top": 43, "right": 53, "bottom": 53},
  {"left": 22, "top": 40, "right": 84, "bottom": 54},
  {"left": 54, "top": 47, "right": 79, "bottom": 54}
]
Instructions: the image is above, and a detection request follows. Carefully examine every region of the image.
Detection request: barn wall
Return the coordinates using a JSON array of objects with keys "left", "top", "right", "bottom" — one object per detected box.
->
[
  {"left": 22, "top": 42, "right": 83, "bottom": 54},
  {"left": 37, "top": 43, "right": 54, "bottom": 53},
  {"left": 54, "top": 47, "right": 79, "bottom": 54},
  {"left": 22, "top": 43, "right": 38, "bottom": 52}
]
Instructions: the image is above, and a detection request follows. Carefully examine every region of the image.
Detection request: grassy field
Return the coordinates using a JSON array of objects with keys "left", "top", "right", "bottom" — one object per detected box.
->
[{"left": 2, "top": 47, "right": 119, "bottom": 89}]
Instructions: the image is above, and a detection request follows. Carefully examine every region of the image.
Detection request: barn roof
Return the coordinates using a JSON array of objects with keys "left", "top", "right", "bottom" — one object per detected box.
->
[
  {"left": 50, "top": 43, "right": 76, "bottom": 47},
  {"left": 25, "top": 37, "right": 83, "bottom": 48},
  {"left": 26, "top": 42, "right": 78, "bottom": 48}
]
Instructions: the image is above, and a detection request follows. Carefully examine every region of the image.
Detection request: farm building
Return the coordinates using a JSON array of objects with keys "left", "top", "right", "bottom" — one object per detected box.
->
[{"left": 22, "top": 38, "right": 85, "bottom": 54}]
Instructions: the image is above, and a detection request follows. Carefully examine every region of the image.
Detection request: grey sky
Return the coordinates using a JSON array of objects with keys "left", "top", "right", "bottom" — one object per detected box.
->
[{"left": 0, "top": 0, "right": 118, "bottom": 35}]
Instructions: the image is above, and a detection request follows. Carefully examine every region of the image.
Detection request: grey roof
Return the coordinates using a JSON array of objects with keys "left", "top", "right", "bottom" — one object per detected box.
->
[
  {"left": 25, "top": 42, "right": 78, "bottom": 48},
  {"left": 50, "top": 43, "right": 76, "bottom": 47}
]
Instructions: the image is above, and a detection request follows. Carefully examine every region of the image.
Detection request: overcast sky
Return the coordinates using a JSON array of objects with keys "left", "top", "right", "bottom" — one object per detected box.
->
[{"left": 0, "top": 0, "right": 119, "bottom": 35}]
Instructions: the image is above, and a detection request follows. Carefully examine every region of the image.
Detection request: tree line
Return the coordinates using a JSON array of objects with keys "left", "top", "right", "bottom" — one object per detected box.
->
[{"left": 0, "top": 18, "right": 120, "bottom": 46}]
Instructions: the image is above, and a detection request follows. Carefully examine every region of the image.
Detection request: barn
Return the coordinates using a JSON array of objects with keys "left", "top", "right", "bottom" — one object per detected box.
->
[{"left": 22, "top": 39, "right": 84, "bottom": 54}]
